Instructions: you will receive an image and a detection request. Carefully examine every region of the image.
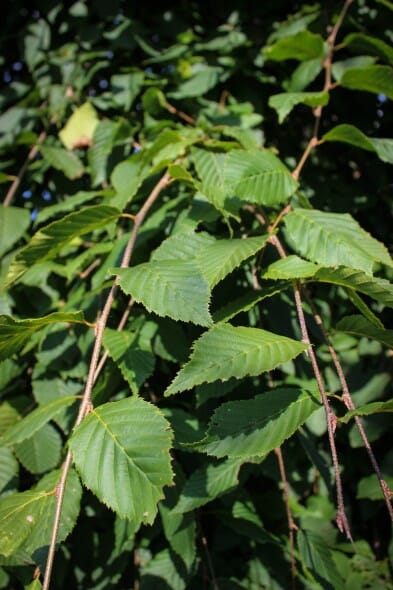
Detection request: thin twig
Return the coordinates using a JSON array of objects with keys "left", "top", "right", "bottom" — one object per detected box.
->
[
  {"left": 3, "top": 129, "right": 47, "bottom": 207},
  {"left": 303, "top": 291, "right": 393, "bottom": 521},
  {"left": 165, "top": 101, "right": 196, "bottom": 125},
  {"left": 42, "top": 171, "right": 170, "bottom": 590},
  {"left": 274, "top": 447, "right": 298, "bottom": 590}
]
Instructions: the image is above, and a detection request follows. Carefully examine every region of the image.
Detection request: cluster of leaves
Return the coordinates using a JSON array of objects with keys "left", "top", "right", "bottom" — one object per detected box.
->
[{"left": 0, "top": 1, "right": 393, "bottom": 588}]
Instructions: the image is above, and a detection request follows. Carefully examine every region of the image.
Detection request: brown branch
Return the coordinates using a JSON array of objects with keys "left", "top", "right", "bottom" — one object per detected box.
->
[
  {"left": 3, "top": 129, "right": 47, "bottom": 207},
  {"left": 42, "top": 171, "right": 170, "bottom": 590},
  {"left": 165, "top": 101, "right": 196, "bottom": 125}
]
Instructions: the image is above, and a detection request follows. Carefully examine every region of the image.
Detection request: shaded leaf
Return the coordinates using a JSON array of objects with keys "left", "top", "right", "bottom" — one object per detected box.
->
[
  {"left": 269, "top": 91, "right": 329, "bottom": 123},
  {"left": 170, "top": 66, "right": 223, "bottom": 99},
  {"left": 165, "top": 324, "right": 308, "bottom": 395},
  {"left": 340, "top": 65, "right": 393, "bottom": 100},
  {"left": 40, "top": 145, "right": 84, "bottom": 180},
  {"left": 14, "top": 423, "right": 62, "bottom": 474},
  {"left": 0, "top": 396, "right": 78, "bottom": 446},
  {"left": 111, "top": 72, "right": 144, "bottom": 110},
  {"left": 298, "top": 529, "right": 344, "bottom": 590},
  {"left": 115, "top": 261, "right": 212, "bottom": 326},
  {"left": 357, "top": 474, "right": 393, "bottom": 501},
  {"left": 322, "top": 124, "right": 393, "bottom": 164},
  {"left": 339, "top": 399, "right": 393, "bottom": 424},
  {"left": 69, "top": 397, "right": 173, "bottom": 522},
  {"left": 335, "top": 315, "right": 393, "bottom": 348},
  {"left": 5, "top": 205, "right": 120, "bottom": 286},
  {"left": 0, "top": 312, "right": 88, "bottom": 362},
  {"left": 0, "top": 447, "right": 18, "bottom": 493},
  {"left": 284, "top": 209, "right": 392, "bottom": 274},
  {"left": 342, "top": 33, "right": 393, "bottom": 65}
]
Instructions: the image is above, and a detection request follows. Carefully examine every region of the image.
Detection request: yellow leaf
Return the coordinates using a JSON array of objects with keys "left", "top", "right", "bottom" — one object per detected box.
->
[{"left": 59, "top": 102, "right": 99, "bottom": 150}]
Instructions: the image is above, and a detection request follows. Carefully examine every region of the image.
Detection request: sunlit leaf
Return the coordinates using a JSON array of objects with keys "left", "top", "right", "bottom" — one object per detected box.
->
[
  {"left": 59, "top": 102, "right": 99, "bottom": 149},
  {"left": 0, "top": 207, "right": 30, "bottom": 257}
]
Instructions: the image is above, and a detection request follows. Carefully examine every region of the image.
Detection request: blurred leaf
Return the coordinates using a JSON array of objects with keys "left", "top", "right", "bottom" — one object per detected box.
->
[
  {"left": 269, "top": 91, "right": 329, "bottom": 123},
  {"left": 59, "top": 102, "right": 99, "bottom": 150},
  {"left": 335, "top": 315, "right": 393, "bottom": 348},
  {"left": 339, "top": 399, "right": 393, "bottom": 424},
  {"left": 0, "top": 207, "right": 30, "bottom": 257},
  {"left": 264, "top": 31, "right": 325, "bottom": 61},
  {"left": 340, "top": 65, "right": 393, "bottom": 100},
  {"left": 40, "top": 145, "right": 84, "bottom": 179},
  {"left": 323, "top": 124, "right": 393, "bottom": 164}
]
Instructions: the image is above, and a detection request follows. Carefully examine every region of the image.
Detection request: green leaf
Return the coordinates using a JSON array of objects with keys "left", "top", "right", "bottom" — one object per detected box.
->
[
  {"left": 110, "top": 155, "right": 147, "bottom": 210},
  {"left": 140, "top": 548, "right": 188, "bottom": 590},
  {"left": 151, "top": 231, "right": 215, "bottom": 263},
  {"left": 195, "top": 389, "right": 319, "bottom": 459},
  {"left": 59, "top": 102, "right": 99, "bottom": 149},
  {"left": 115, "top": 261, "right": 212, "bottom": 327},
  {"left": 111, "top": 72, "right": 144, "bottom": 110},
  {"left": 14, "top": 423, "right": 62, "bottom": 474},
  {"left": 165, "top": 324, "right": 308, "bottom": 395},
  {"left": 0, "top": 469, "right": 81, "bottom": 558},
  {"left": 69, "top": 397, "right": 173, "bottom": 522},
  {"left": 0, "top": 447, "right": 18, "bottom": 493},
  {"left": 269, "top": 91, "right": 329, "bottom": 123},
  {"left": 322, "top": 124, "right": 393, "bottom": 164},
  {"left": 284, "top": 209, "right": 393, "bottom": 274},
  {"left": 339, "top": 399, "right": 393, "bottom": 424},
  {"left": 103, "top": 328, "right": 155, "bottom": 395},
  {"left": 0, "top": 312, "right": 88, "bottom": 362},
  {"left": 88, "top": 120, "right": 118, "bottom": 186},
  {"left": 262, "top": 255, "right": 323, "bottom": 279},
  {"left": 332, "top": 56, "right": 377, "bottom": 82},
  {"left": 357, "top": 474, "right": 393, "bottom": 500},
  {"left": 335, "top": 315, "right": 393, "bottom": 348},
  {"left": 196, "top": 235, "right": 269, "bottom": 288},
  {"left": 169, "top": 66, "right": 223, "bottom": 99},
  {"left": 213, "top": 285, "right": 286, "bottom": 323},
  {"left": 0, "top": 396, "right": 77, "bottom": 446},
  {"left": 173, "top": 459, "right": 241, "bottom": 513},
  {"left": 40, "top": 145, "right": 84, "bottom": 180},
  {"left": 5, "top": 205, "right": 120, "bottom": 286},
  {"left": 0, "top": 206, "right": 30, "bottom": 257},
  {"left": 264, "top": 31, "right": 325, "bottom": 62},
  {"left": 342, "top": 33, "right": 393, "bottom": 66},
  {"left": 340, "top": 65, "right": 393, "bottom": 100},
  {"left": 298, "top": 529, "right": 344, "bottom": 590}
]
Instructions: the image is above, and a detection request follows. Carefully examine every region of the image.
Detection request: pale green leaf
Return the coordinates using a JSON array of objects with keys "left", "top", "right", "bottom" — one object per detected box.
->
[
  {"left": 284, "top": 209, "right": 393, "bottom": 274},
  {"left": 0, "top": 403, "right": 20, "bottom": 437},
  {"left": 194, "top": 389, "right": 319, "bottom": 459},
  {"left": 0, "top": 469, "right": 81, "bottom": 558},
  {"left": 262, "top": 255, "right": 323, "bottom": 279},
  {"left": 264, "top": 31, "right": 325, "bottom": 62},
  {"left": 0, "top": 396, "right": 77, "bottom": 446},
  {"left": 335, "top": 315, "right": 393, "bottom": 348},
  {"left": 151, "top": 230, "right": 215, "bottom": 262},
  {"left": 103, "top": 328, "right": 155, "bottom": 395},
  {"left": 173, "top": 459, "right": 241, "bottom": 513},
  {"left": 269, "top": 91, "right": 329, "bottom": 123},
  {"left": 69, "top": 397, "right": 174, "bottom": 521},
  {"left": 0, "top": 206, "right": 30, "bottom": 257},
  {"left": 339, "top": 399, "right": 393, "bottom": 424},
  {"left": 14, "top": 423, "right": 62, "bottom": 474},
  {"left": 298, "top": 530, "right": 344, "bottom": 590},
  {"left": 5, "top": 205, "right": 120, "bottom": 286},
  {"left": 40, "top": 145, "right": 84, "bottom": 179},
  {"left": 59, "top": 102, "right": 99, "bottom": 149},
  {"left": 88, "top": 120, "right": 118, "bottom": 186},
  {"left": 342, "top": 33, "right": 393, "bottom": 66},
  {"left": 115, "top": 261, "right": 212, "bottom": 326},
  {"left": 196, "top": 235, "right": 269, "bottom": 288},
  {"left": 0, "top": 312, "right": 88, "bottom": 361},
  {"left": 0, "top": 447, "right": 18, "bottom": 493},
  {"left": 340, "top": 65, "right": 393, "bottom": 100},
  {"left": 25, "top": 580, "right": 42, "bottom": 590},
  {"left": 165, "top": 324, "right": 308, "bottom": 395},
  {"left": 110, "top": 155, "right": 147, "bottom": 210},
  {"left": 322, "top": 124, "right": 393, "bottom": 164},
  {"left": 332, "top": 55, "right": 377, "bottom": 82}
]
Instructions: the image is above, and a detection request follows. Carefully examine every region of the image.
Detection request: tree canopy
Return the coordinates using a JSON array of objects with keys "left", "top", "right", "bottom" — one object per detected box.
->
[{"left": 0, "top": 1, "right": 393, "bottom": 589}]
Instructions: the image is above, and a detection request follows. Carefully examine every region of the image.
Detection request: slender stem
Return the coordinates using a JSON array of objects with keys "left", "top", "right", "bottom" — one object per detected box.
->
[
  {"left": 42, "top": 171, "right": 170, "bottom": 590},
  {"left": 304, "top": 291, "right": 393, "bottom": 521},
  {"left": 165, "top": 101, "right": 196, "bottom": 125},
  {"left": 3, "top": 129, "right": 47, "bottom": 207},
  {"left": 274, "top": 447, "right": 298, "bottom": 590}
]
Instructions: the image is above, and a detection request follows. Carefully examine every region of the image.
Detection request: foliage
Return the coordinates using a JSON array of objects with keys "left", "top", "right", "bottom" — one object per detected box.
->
[{"left": 0, "top": 1, "right": 393, "bottom": 588}]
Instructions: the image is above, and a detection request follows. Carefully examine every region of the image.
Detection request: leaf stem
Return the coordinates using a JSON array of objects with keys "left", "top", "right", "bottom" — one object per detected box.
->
[{"left": 42, "top": 171, "right": 170, "bottom": 590}]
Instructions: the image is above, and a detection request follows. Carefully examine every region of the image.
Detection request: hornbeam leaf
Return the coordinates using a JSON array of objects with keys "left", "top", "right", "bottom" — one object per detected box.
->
[
  {"left": 0, "top": 312, "right": 88, "bottom": 361},
  {"left": 0, "top": 396, "right": 78, "bottom": 446},
  {"left": 0, "top": 447, "right": 18, "bottom": 493},
  {"left": 14, "top": 423, "right": 62, "bottom": 474},
  {"left": 115, "top": 261, "right": 212, "bottom": 326},
  {"left": 322, "top": 124, "right": 393, "bottom": 164},
  {"left": 340, "top": 65, "right": 393, "bottom": 100},
  {"left": 297, "top": 530, "right": 344, "bottom": 590},
  {"left": 151, "top": 231, "right": 215, "bottom": 263},
  {"left": 0, "top": 469, "right": 81, "bottom": 558},
  {"left": 173, "top": 459, "right": 241, "bottom": 513},
  {"left": 4, "top": 205, "right": 120, "bottom": 286},
  {"left": 262, "top": 255, "right": 323, "bottom": 279},
  {"left": 335, "top": 315, "right": 393, "bottom": 348},
  {"left": 339, "top": 399, "right": 393, "bottom": 424},
  {"left": 59, "top": 102, "right": 99, "bottom": 149},
  {"left": 194, "top": 389, "right": 320, "bottom": 458},
  {"left": 269, "top": 91, "right": 329, "bottom": 123},
  {"left": 196, "top": 235, "right": 269, "bottom": 288},
  {"left": 264, "top": 31, "right": 325, "bottom": 62},
  {"left": 342, "top": 33, "right": 393, "bottom": 65},
  {"left": 69, "top": 397, "right": 174, "bottom": 522},
  {"left": 284, "top": 209, "right": 393, "bottom": 274},
  {"left": 224, "top": 149, "right": 298, "bottom": 206},
  {"left": 165, "top": 324, "right": 308, "bottom": 395},
  {"left": 0, "top": 206, "right": 30, "bottom": 257},
  {"left": 40, "top": 145, "right": 84, "bottom": 179}
]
